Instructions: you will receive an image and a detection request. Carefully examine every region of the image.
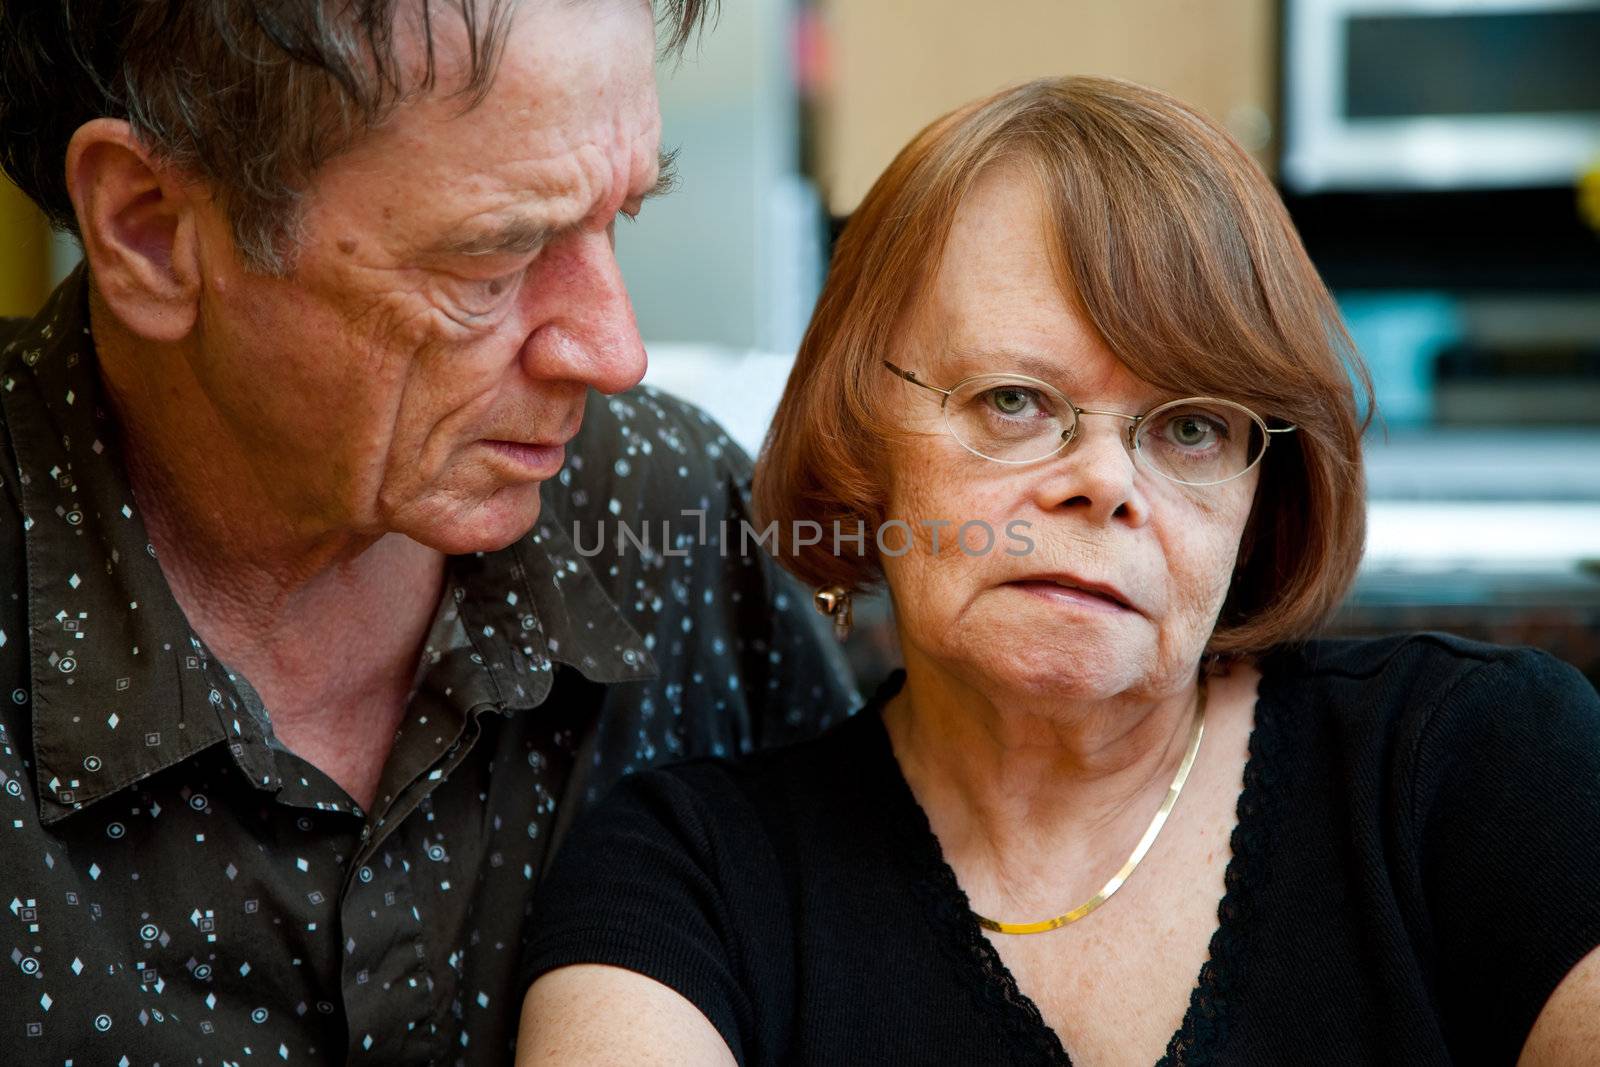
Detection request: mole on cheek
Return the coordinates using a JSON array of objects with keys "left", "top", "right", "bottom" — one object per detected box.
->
[
  {"left": 487, "top": 278, "right": 506, "bottom": 295},
  {"left": 337, "top": 239, "right": 358, "bottom": 255}
]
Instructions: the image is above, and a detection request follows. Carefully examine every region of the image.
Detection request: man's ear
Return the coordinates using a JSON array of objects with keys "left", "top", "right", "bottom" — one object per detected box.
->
[{"left": 65, "top": 118, "right": 203, "bottom": 343}]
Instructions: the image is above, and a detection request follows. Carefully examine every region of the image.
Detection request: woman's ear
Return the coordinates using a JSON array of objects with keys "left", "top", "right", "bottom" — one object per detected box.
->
[{"left": 65, "top": 118, "right": 203, "bottom": 343}]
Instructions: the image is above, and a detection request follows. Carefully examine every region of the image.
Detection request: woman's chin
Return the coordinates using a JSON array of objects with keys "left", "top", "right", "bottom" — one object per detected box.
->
[
  {"left": 922, "top": 617, "right": 1159, "bottom": 703},
  {"left": 981, "top": 657, "right": 1150, "bottom": 704}
]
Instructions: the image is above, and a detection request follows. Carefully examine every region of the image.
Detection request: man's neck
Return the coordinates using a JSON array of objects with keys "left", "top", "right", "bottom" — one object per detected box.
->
[
  {"left": 95, "top": 310, "right": 450, "bottom": 808},
  {"left": 127, "top": 422, "right": 449, "bottom": 807}
]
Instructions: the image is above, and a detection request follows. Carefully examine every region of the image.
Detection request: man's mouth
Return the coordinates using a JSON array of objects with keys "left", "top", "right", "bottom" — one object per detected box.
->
[{"left": 481, "top": 439, "right": 568, "bottom": 478}]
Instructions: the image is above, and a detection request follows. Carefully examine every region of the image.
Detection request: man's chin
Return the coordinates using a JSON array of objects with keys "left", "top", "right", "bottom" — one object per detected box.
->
[{"left": 399, "top": 486, "right": 545, "bottom": 556}]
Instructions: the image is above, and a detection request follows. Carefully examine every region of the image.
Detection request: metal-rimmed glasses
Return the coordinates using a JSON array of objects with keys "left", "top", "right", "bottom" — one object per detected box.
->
[{"left": 883, "top": 360, "right": 1295, "bottom": 487}]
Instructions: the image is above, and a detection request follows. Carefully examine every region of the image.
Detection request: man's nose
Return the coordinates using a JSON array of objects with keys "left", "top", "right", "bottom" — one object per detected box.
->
[{"left": 521, "top": 229, "right": 648, "bottom": 395}]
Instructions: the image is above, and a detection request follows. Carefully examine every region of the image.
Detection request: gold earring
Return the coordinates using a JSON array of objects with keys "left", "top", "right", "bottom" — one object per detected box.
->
[{"left": 813, "top": 584, "right": 853, "bottom": 641}]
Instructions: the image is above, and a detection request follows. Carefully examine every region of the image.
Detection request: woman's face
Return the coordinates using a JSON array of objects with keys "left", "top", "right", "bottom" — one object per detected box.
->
[{"left": 880, "top": 165, "right": 1260, "bottom": 704}]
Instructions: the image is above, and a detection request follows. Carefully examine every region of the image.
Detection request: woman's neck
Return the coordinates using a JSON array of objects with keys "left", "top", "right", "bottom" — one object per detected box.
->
[{"left": 881, "top": 650, "right": 1207, "bottom": 918}]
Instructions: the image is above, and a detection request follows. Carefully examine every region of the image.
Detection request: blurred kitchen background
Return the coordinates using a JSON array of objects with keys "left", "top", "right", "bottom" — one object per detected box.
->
[{"left": 4, "top": 0, "right": 1598, "bottom": 684}]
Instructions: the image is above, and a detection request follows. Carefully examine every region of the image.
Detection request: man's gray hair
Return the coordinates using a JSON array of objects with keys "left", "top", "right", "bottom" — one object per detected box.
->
[{"left": 0, "top": 1, "right": 713, "bottom": 274}]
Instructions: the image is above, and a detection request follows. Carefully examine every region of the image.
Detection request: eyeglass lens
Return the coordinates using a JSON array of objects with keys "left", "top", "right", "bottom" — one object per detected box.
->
[{"left": 942, "top": 375, "right": 1268, "bottom": 485}]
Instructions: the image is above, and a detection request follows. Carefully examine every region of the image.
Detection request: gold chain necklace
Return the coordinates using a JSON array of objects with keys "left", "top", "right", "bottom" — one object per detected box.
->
[{"left": 972, "top": 677, "right": 1208, "bottom": 935}]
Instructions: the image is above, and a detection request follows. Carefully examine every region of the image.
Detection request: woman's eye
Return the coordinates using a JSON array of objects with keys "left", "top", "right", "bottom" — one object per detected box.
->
[
  {"left": 986, "top": 386, "right": 1041, "bottom": 416},
  {"left": 1164, "top": 414, "right": 1224, "bottom": 449}
]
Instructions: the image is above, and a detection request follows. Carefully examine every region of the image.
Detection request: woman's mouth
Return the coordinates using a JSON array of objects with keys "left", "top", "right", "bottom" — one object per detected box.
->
[{"left": 1004, "top": 577, "right": 1138, "bottom": 615}]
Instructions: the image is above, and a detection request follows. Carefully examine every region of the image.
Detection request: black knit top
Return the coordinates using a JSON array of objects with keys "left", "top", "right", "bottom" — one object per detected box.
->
[{"left": 521, "top": 634, "right": 1600, "bottom": 1065}]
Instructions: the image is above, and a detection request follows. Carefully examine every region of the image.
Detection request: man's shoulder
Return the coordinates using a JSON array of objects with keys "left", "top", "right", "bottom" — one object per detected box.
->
[
  {"left": 0, "top": 317, "right": 29, "bottom": 513},
  {"left": 579, "top": 383, "right": 742, "bottom": 450},
  {"left": 1, "top": 315, "right": 32, "bottom": 393},
  {"left": 1, "top": 313, "right": 31, "bottom": 346},
  {"left": 516, "top": 382, "right": 860, "bottom": 763},
  {"left": 542, "top": 384, "right": 753, "bottom": 530},
  {"left": 0, "top": 323, "right": 31, "bottom": 810}
]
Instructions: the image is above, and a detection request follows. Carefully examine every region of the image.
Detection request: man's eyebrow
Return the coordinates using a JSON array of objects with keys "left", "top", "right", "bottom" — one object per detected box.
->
[
  {"left": 429, "top": 219, "right": 558, "bottom": 259},
  {"left": 431, "top": 149, "right": 681, "bottom": 258},
  {"left": 642, "top": 147, "right": 681, "bottom": 201}
]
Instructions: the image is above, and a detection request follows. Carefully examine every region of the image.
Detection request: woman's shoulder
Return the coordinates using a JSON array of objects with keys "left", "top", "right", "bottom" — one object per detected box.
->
[
  {"left": 1269, "top": 636, "right": 1600, "bottom": 1064},
  {"left": 1263, "top": 630, "right": 1595, "bottom": 723},
  {"left": 1267, "top": 628, "right": 1579, "bottom": 682},
  {"left": 1259, "top": 631, "right": 1599, "bottom": 802},
  {"left": 601, "top": 674, "right": 903, "bottom": 838}
]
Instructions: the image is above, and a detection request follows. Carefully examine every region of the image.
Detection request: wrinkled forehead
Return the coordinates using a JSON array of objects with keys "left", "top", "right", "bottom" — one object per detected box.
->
[
  {"left": 388, "top": 0, "right": 656, "bottom": 92},
  {"left": 393, "top": 0, "right": 660, "bottom": 139},
  {"left": 311, "top": 0, "right": 661, "bottom": 249}
]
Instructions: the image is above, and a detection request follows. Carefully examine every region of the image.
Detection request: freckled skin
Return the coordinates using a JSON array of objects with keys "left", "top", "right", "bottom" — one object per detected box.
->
[
  {"left": 178, "top": 0, "right": 661, "bottom": 556},
  {"left": 880, "top": 165, "right": 1260, "bottom": 706}
]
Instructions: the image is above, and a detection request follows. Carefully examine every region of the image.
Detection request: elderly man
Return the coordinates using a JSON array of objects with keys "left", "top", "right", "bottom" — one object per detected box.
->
[{"left": 0, "top": 1, "right": 853, "bottom": 1060}]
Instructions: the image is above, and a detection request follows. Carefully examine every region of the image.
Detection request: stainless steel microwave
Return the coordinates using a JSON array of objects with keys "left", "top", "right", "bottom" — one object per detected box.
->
[{"left": 1281, "top": 0, "right": 1600, "bottom": 192}]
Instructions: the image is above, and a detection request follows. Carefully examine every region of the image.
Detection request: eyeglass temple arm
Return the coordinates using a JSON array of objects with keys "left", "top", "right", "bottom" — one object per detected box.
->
[
  {"left": 883, "top": 360, "right": 952, "bottom": 398},
  {"left": 1266, "top": 425, "right": 1297, "bottom": 434}
]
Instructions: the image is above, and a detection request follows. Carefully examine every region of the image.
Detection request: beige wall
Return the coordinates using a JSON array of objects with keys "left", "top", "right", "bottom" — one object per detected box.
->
[
  {"left": 815, "top": 0, "right": 1276, "bottom": 214},
  {"left": 1, "top": 177, "right": 52, "bottom": 319}
]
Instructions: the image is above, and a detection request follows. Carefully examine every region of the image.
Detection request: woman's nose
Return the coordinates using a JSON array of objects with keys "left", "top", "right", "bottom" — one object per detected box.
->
[{"left": 1031, "top": 417, "right": 1150, "bottom": 526}]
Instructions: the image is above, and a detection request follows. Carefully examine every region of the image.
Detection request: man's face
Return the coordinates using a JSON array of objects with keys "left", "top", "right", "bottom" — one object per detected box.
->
[{"left": 185, "top": 0, "right": 660, "bottom": 553}]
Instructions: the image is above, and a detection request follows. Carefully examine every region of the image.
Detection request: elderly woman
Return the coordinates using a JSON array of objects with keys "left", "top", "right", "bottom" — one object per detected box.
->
[{"left": 514, "top": 77, "right": 1600, "bottom": 1065}]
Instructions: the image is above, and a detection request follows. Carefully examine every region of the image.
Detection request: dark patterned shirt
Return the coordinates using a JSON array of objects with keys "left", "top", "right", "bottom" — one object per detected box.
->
[{"left": 0, "top": 269, "right": 858, "bottom": 1063}]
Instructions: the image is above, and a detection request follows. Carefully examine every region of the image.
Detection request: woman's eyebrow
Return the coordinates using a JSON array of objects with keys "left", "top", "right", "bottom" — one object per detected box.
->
[{"left": 945, "top": 343, "right": 1071, "bottom": 385}]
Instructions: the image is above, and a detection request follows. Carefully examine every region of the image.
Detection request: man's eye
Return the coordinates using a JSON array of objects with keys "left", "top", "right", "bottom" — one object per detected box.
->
[
  {"left": 454, "top": 269, "right": 525, "bottom": 315},
  {"left": 480, "top": 274, "right": 516, "bottom": 298}
]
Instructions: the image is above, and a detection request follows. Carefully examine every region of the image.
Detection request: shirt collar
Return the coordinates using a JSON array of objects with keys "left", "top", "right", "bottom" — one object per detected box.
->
[
  {"left": 422, "top": 515, "right": 658, "bottom": 718},
  {"left": 2, "top": 267, "right": 654, "bottom": 825}
]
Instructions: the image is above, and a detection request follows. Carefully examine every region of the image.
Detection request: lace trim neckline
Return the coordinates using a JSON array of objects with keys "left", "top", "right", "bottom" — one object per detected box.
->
[{"left": 861, "top": 661, "right": 1288, "bottom": 1065}]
